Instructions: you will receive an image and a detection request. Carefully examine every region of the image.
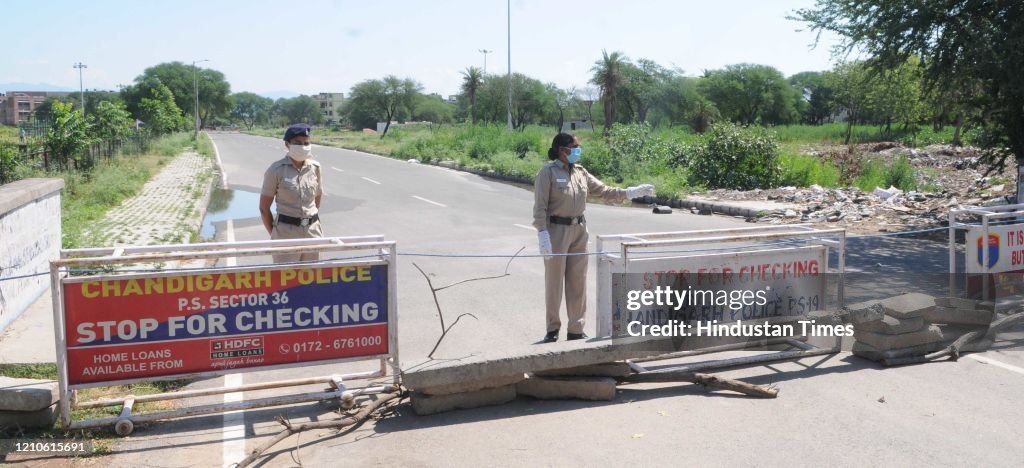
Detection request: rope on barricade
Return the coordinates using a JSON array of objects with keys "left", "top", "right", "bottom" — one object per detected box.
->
[{"left": 0, "top": 225, "right": 970, "bottom": 283}]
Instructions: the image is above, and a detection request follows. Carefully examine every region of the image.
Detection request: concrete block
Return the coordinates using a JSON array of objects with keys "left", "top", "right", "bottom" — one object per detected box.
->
[
  {"left": 844, "top": 300, "right": 885, "bottom": 323},
  {"left": 534, "top": 362, "right": 633, "bottom": 378},
  {"left": 878, "top": 293, "right": 935, "bottom": 319},
  {"left": 923, "top": 306, "right": 994, "bottom": 326},
  {"left": 854, "top": 315, "right": 925, "bottom": 335},
  {"left": 0, "top": 404, "right": 57, "bottom": 430},
  {"left": 0, "top": 377, "right": 58, "bottom": 412},
  {"left": 945, "top": 297, "right": 979, "bottom": 310},
  {"left": 417, "top": 373, "right": 525, "bottom": 396},
  {"left": 852, "top": 339, "right": 994, "bottom": 363},
  {"left": 516, "top": 376, "right": 617, "bottom": 401},
  {"left": 411, "top": 385, "right": 516, "bottom": 416},
  {"left": 855, "top": 325, "right": 944, "bottom": 350},
  {"left": 934, "top": 297, "right": 952, "bottom": 307},
  {"left": 975, "top": 301, "right": 996, "bottom": 312},
  {"left": 403, "top": 336, "right": 676, "bottom": 390}
]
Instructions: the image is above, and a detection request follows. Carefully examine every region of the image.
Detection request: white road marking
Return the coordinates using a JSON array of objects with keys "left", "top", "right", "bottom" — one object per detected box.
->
[
  {"left": 966, "top": 354, "right": 1024, "bottom": 376},
  {"left": 412, "top": 195, "right": 447, "bottom": 207},
  {"left": 361, "top": 176, "right": 381, "bottom": 185},
  {"left": 331, "top": 166, "right": 344, "bottom": 172},
  {"left": 513, "top": 224, "right": 536, "bottom": 231},
  {"left": 222, "top": 220, "right": 245, "bottom": 467}
]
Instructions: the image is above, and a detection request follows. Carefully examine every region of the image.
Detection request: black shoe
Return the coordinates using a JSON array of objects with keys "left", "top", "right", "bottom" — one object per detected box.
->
[
  {"left": 542, "top": 330, "right": 559, "bottom": 343},
  {"left": 567, "top": 332, "right": 588, "bottom": 341}
]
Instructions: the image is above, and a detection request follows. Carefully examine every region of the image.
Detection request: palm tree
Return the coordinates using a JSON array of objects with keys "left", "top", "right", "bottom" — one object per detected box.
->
[
  {"left": 590, "top": 50, "right": 628, "bottom": 134},
  {"left": 460, "top": 67, "right": 484, "bottom": 125}
]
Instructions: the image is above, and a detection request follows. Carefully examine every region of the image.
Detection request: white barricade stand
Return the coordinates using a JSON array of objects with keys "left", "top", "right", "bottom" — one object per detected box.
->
[
  {"left": 596, "top": 225, "right": 846, "bottom": 373},
  {"left": 50, "top": 236, "right": 399, "bottom": 435},
  {"left": 949, "top": 203, "right": 1024, "bottom": 299}
]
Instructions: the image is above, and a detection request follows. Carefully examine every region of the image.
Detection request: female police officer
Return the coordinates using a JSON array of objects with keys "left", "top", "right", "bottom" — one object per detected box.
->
[
  {"left": 259, "top": 123, "right": 324, "bottom": 263},
  {"left": 533, "top": 133, "right": 655, "bottom": 342}
]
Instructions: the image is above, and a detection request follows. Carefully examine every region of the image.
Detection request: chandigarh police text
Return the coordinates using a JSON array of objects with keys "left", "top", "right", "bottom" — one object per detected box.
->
[{"left": 75, "top": 303, "right": 380, "bottom": 344}]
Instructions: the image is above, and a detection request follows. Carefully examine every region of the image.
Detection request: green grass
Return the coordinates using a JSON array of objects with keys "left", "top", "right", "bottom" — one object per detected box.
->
[
  {"left": 779, "top": 152, "right": 841, "bottom": 188},
  {"left": 11, "top": 132, "right": 195, "bottom": 248},
  {"left": 772, "top": 122, "right": 957, "bottom": 147},
  {"left": 0, "top": 363, "right": 187, "bottom": 442},
  {"left": 854, "top": 156, "right": 919, "bottom": 192},
  {"left": 247, "top": 123, "right": 948, "bottom": 197},
  {"left": 0, "top": 124, "right": 19, "bottom": 144}
]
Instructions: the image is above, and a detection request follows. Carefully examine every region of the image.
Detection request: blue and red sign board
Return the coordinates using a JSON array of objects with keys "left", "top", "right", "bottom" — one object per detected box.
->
[{"left": 62, "top": 265, "right": 389, "bottom": 385}]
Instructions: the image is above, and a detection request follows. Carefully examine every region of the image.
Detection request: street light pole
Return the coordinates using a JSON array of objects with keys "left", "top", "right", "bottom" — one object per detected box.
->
[
  {"left": 506, "top": 0, "right": 513, "bottom": 131},
  {"left": 192, "top": 59, "right": 209, "bottom": 139},
  {"left": 73, "top": 62, "right": 87, "bottom": 114},
  {"left": 478, "top": 49, "right": 492, "bottom": 74}
]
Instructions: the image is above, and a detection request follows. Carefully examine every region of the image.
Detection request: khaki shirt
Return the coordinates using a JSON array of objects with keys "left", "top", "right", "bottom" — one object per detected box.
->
[
  {"left": 261, "top": 156, "right": 323, "bottom": 218},
  {"left": 533, "top": 160, "right": 625, "bottom": 231}
]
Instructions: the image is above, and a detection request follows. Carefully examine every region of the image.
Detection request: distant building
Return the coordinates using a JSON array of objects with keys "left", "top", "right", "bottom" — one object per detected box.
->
[
  {"left": 0, "top": 91, "right": 70, "bottom": 125},
  {"left": 447, "top": 95, "right": 459, "bottom": 104},
  {"left": 314, "top": 92, "right": 345, "bottom": 124},
  {"left": 560, "top": 118, "right": 594, "bottom": 133}
]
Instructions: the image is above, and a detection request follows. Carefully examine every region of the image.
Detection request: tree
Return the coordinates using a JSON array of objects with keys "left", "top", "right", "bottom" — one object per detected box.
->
[
  {"left": 231, "top": 92, "right": 274, "bottom": 130},
  {"left": 618, "top": 59, "right": 673, "bottom": 124},
  {"left": 460, "top": 67, "right": 484, "bottom": 124},
  {"left": 344, "top": 76, "right": 422, "bottom": 137},
  {"left": 828, "top": 61, "right": 873, "bottom": 144},
  {"left": 46, "top": 101, "right": 93, "bottom": 166},
  {"left": 139, "top": 83, "right": 186, "bottom": 135},
  {"left": 789, "top": 71, "right": 835, "bottom": 124},
  {"left": 864, "top": 57, "right": 926, "bottom": 139},
  {"left": 91, "top": 101, "right": 135, "bottom": 140},
  {"left": 412, "top": 95, "right": 455, "bottom": 127},
  {"left": 590, "top": 50, "right": 628, "bottom": 134},
  {"left": 274, "top": 96, "right": 322, "bottom": 125},
  {"left": 121, "top": 62, "right": 233, "bottom": 128},
  {"left": 654, "top": 75, "right": 702, "bottom": 128},
  {"left": 793, "top": 1, "right": 1024, "bottom": 197},
  {"left": 699, "top": 64, "right": 798, "bottom": 125}
]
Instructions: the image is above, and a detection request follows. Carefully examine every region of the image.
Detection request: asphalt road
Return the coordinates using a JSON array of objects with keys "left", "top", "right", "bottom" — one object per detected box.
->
[{"left": 91, "top": 132, "right": 1023, "bottom": 468}]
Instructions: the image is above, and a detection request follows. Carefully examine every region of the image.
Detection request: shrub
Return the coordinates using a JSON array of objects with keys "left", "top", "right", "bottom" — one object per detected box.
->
[
  {"left": 689, "top": 123, "right": 781, "bottom": 190},
  {"left": 854, "top": 156, "right": 918, "bottom": 192},
  {"left": 779, "top": 152, "right": 841, "bottom": 187}
]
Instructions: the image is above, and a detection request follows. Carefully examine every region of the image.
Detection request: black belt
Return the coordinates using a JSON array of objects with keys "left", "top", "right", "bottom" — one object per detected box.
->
[
  {"left": 277, "top": 213, "right": 319, "bottom": 227},
  {"left": 550, "top": 215, "right": 585, "bottom": 225}
]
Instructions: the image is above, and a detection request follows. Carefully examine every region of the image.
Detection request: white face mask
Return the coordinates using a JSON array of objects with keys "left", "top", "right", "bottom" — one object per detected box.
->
[{"left": 287, "top": 144, "right": 312, "bottom": 161}]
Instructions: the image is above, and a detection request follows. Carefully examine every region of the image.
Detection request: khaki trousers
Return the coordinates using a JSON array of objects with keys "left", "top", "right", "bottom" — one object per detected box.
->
[
  {"left": 271, "top": 220, "right": 323, "bottom": 263},
  {"left": 544, "top": 223, "right": 589, "bottom": 334}
]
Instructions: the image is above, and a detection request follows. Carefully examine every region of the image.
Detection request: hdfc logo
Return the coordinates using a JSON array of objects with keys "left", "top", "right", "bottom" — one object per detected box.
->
[{"left": 210, "top": 336, "right": 265, "bottom": 359}]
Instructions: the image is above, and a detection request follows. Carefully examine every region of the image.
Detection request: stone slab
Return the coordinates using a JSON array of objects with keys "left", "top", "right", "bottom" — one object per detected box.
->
[
  {"left": 418, "top": 373, "right": 525, "bottom": 396},
  {"left": 0, "top": 404, "right": 57, "bottom": 430},
  {"left": 403, "top": 337, "right": 676, "bottom": 390},
  {"left": 0, "top": 377, "right": 58, "bottom": 412},
  {"left": 943, "top": 297, "right": 980, "bottom": 309},
  {"left": 923, "top": 307, "right": 994, "bottom": 326},
  {"left": 975, "top": 301, "right": 996, "bottom": 312},
  {"left": 852, "top": 339, "right": 994, "bottom": 363},
  {"left": 844, "top": 300, "right": 885, "bottom": 324},
  {"left": 516, "top": 376, "right": 617, "bottom": 401},
  {"left": 855, "top": 325, "right": 944, "bottom": 350},
  {"left": 854, "top": 315, "right": 925, "bottom": 335},
  {"left": 0, "top": 178, "right": 64, "bottom": 215},
  {"left": 534, "top": 362, "right": 633, "bottom": 378},
  {"left": 411, "top": 384, "right": 516, "bottom": 416},
  {"left": 878, "top": 293, "right": 935, "bottom": 319}
]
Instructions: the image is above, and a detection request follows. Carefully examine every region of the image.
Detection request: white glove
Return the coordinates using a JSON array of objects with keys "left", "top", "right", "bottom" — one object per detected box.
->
[
  {"left": 537, "top": 230, "right": 553, "bottom": 260},
  {"left": 626, "top": 184, "right": 656, "bottom": 199}
]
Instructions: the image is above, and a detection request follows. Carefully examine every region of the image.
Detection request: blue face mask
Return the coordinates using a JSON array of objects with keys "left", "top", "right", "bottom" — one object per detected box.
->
[{"left": 567, "top": 147, "right": 582, "bottom": 164}]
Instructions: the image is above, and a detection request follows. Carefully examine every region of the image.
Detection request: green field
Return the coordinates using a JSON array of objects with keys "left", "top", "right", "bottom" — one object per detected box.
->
[{"left": 248, "top": 123, "right": 965, "bottom": 196}]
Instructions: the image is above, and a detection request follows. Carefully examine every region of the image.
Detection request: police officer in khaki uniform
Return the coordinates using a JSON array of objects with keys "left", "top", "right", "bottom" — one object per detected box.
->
[
  {"left": 259, "top": 123, "right": 324, "bottom": 263},
  {"left": 534, "top": 133, "right": 655, "bottom": 342}
]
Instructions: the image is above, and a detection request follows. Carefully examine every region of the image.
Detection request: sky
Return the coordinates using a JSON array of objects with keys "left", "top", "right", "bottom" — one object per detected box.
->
[{"left": 1, "top": 0, "right": 844, "bottom": 98}]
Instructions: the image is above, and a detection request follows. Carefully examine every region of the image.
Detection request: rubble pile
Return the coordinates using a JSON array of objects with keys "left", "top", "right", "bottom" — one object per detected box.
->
[{"left": 690, "top": 144, "right": 1017, "bottom": 234}]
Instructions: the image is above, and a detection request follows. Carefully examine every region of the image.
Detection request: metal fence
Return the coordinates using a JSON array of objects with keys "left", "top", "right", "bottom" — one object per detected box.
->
[{"left": 0, "top": 132, "right": 149, "bottom": 185}]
